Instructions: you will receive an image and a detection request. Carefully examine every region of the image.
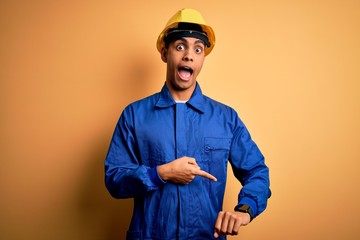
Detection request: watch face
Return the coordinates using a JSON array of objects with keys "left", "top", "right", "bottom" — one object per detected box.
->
[{"left": 239, "top": 205, "right": 250, "bottom": 211}]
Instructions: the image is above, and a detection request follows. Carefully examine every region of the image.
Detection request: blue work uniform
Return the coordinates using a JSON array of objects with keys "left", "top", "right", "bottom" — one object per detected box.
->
[{"left": 105, "top": 83, "right": 271, "bottom": 240}]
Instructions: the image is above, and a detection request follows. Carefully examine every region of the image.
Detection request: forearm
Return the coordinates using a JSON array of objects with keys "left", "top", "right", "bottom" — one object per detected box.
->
[
  {"left": 230, "top": 121, "right": 271, "bottom": 218},
  {"left": 105, "top": 164, "right": 166, "bottom": 199},
  {"left": 237, "top": 167, "right": 271, "bottom": 218}
]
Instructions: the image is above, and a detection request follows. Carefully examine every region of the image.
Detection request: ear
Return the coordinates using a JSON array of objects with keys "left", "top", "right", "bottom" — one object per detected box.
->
[{"left": 161, "top": 48, "right": 167, "bottom": 62}]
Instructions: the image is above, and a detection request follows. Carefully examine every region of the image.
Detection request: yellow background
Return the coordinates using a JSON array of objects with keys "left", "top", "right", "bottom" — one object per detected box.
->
[{"left": 1, "top": 0, "right": 359, "bottom": 239}]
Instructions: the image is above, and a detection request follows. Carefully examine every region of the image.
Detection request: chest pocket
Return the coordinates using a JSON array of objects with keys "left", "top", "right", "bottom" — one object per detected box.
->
[{"left": 204, "top": 137, "right": 232, "bottom": 162}]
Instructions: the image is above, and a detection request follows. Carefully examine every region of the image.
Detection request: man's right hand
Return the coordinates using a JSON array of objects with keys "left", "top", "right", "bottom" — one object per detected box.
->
[{"left": 157, "top": 156, "right": 217, "bottom": 184}]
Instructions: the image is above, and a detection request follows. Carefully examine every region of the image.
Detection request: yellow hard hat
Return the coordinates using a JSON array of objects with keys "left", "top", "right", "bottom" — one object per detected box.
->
[{"left": 156, "top": 8, "right": 215, "bottom": 56}]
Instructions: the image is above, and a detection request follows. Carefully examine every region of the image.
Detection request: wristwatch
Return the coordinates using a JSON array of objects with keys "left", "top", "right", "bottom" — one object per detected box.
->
[{"left": 235, "top": 204, "right": 254, "bottom": 221}]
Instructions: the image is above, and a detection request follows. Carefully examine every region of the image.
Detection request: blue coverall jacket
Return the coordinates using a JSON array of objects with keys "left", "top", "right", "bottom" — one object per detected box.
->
[{"left": 105, "top": 83, "right": 271, "bottom": 240}]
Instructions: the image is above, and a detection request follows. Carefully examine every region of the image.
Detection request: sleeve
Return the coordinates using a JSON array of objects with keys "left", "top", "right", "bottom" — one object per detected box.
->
[
  {"left": 229, "top": 113, "right": 271, "bottom": 219},
  {"left": 104, "top": 106, "right": 166, "bottom": 199}
]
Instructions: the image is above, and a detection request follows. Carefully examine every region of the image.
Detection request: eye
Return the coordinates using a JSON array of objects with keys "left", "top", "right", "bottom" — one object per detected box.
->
[
  {"left": 195, "top": 47, "right": 203, "bottom": 54},
  {"left": 176, "top": 44, "right": 185, "bottom": 51}
]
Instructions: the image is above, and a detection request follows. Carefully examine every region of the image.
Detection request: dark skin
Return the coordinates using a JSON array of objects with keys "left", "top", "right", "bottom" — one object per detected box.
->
[{"left": 157, "top": 37, "right": 251, "bottom": 238}]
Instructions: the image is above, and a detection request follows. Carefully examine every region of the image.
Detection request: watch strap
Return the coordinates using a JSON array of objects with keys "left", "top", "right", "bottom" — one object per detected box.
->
[{"left": 235, "top": 204, "right": 254, "bottom": 221}]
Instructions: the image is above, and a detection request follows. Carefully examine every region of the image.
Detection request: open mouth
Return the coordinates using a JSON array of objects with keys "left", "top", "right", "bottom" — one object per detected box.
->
[{"left": 178, "top": 66, "right": 193, "bottom": 80}]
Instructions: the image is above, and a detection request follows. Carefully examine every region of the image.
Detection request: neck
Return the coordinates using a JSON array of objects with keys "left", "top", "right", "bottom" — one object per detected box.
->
[
  {"left": 171, "top": 91, "right": 191, "bottom": 101},
  {"left": 166, "top": 82, "right": 195, "bottom": 101}
]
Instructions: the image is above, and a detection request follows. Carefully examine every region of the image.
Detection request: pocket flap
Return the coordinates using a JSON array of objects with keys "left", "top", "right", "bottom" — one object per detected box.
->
[{"left": 204, "top": 137, "right": 231, "bottom": 151}]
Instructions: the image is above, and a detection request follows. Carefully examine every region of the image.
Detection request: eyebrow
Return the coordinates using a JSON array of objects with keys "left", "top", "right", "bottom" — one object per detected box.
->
[{"left": 177, "top": 37, "right": 206, "bottom": 47}]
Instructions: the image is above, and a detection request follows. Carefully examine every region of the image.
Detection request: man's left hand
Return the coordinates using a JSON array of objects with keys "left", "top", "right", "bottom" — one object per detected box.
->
[{"left": 214, "top": 211, "right": 250, "bottom": 238}]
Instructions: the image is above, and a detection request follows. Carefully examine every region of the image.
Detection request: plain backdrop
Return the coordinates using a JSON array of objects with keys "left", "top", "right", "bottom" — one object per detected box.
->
[{"left": 1, "top": 0, "right": 359, "bottom": 239}]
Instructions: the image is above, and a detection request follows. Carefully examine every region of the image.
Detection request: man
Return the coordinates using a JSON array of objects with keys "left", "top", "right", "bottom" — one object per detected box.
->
[{"left": 105, "top": 8, "right": 271, "bottom": 239}]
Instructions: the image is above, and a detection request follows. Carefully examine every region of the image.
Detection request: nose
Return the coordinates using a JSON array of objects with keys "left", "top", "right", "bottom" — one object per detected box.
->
[{"left": 183, "top": 49, "right": 194, "bottom": 62}]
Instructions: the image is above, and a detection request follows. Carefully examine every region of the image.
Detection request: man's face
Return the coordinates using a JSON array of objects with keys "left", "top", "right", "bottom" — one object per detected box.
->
[{"left": 162, "top": 37, "right": 206, "bottom": 100}]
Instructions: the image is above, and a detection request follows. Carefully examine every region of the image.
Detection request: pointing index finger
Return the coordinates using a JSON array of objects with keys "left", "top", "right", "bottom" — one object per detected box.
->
[{"left": 196, "top": 169, "right": 217, "bottom": 181}]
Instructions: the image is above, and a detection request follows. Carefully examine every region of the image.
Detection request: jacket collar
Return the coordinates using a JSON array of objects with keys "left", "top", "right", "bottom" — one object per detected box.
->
[{"left": 156, "top": 83, "right": 205, "bottom": 113}]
